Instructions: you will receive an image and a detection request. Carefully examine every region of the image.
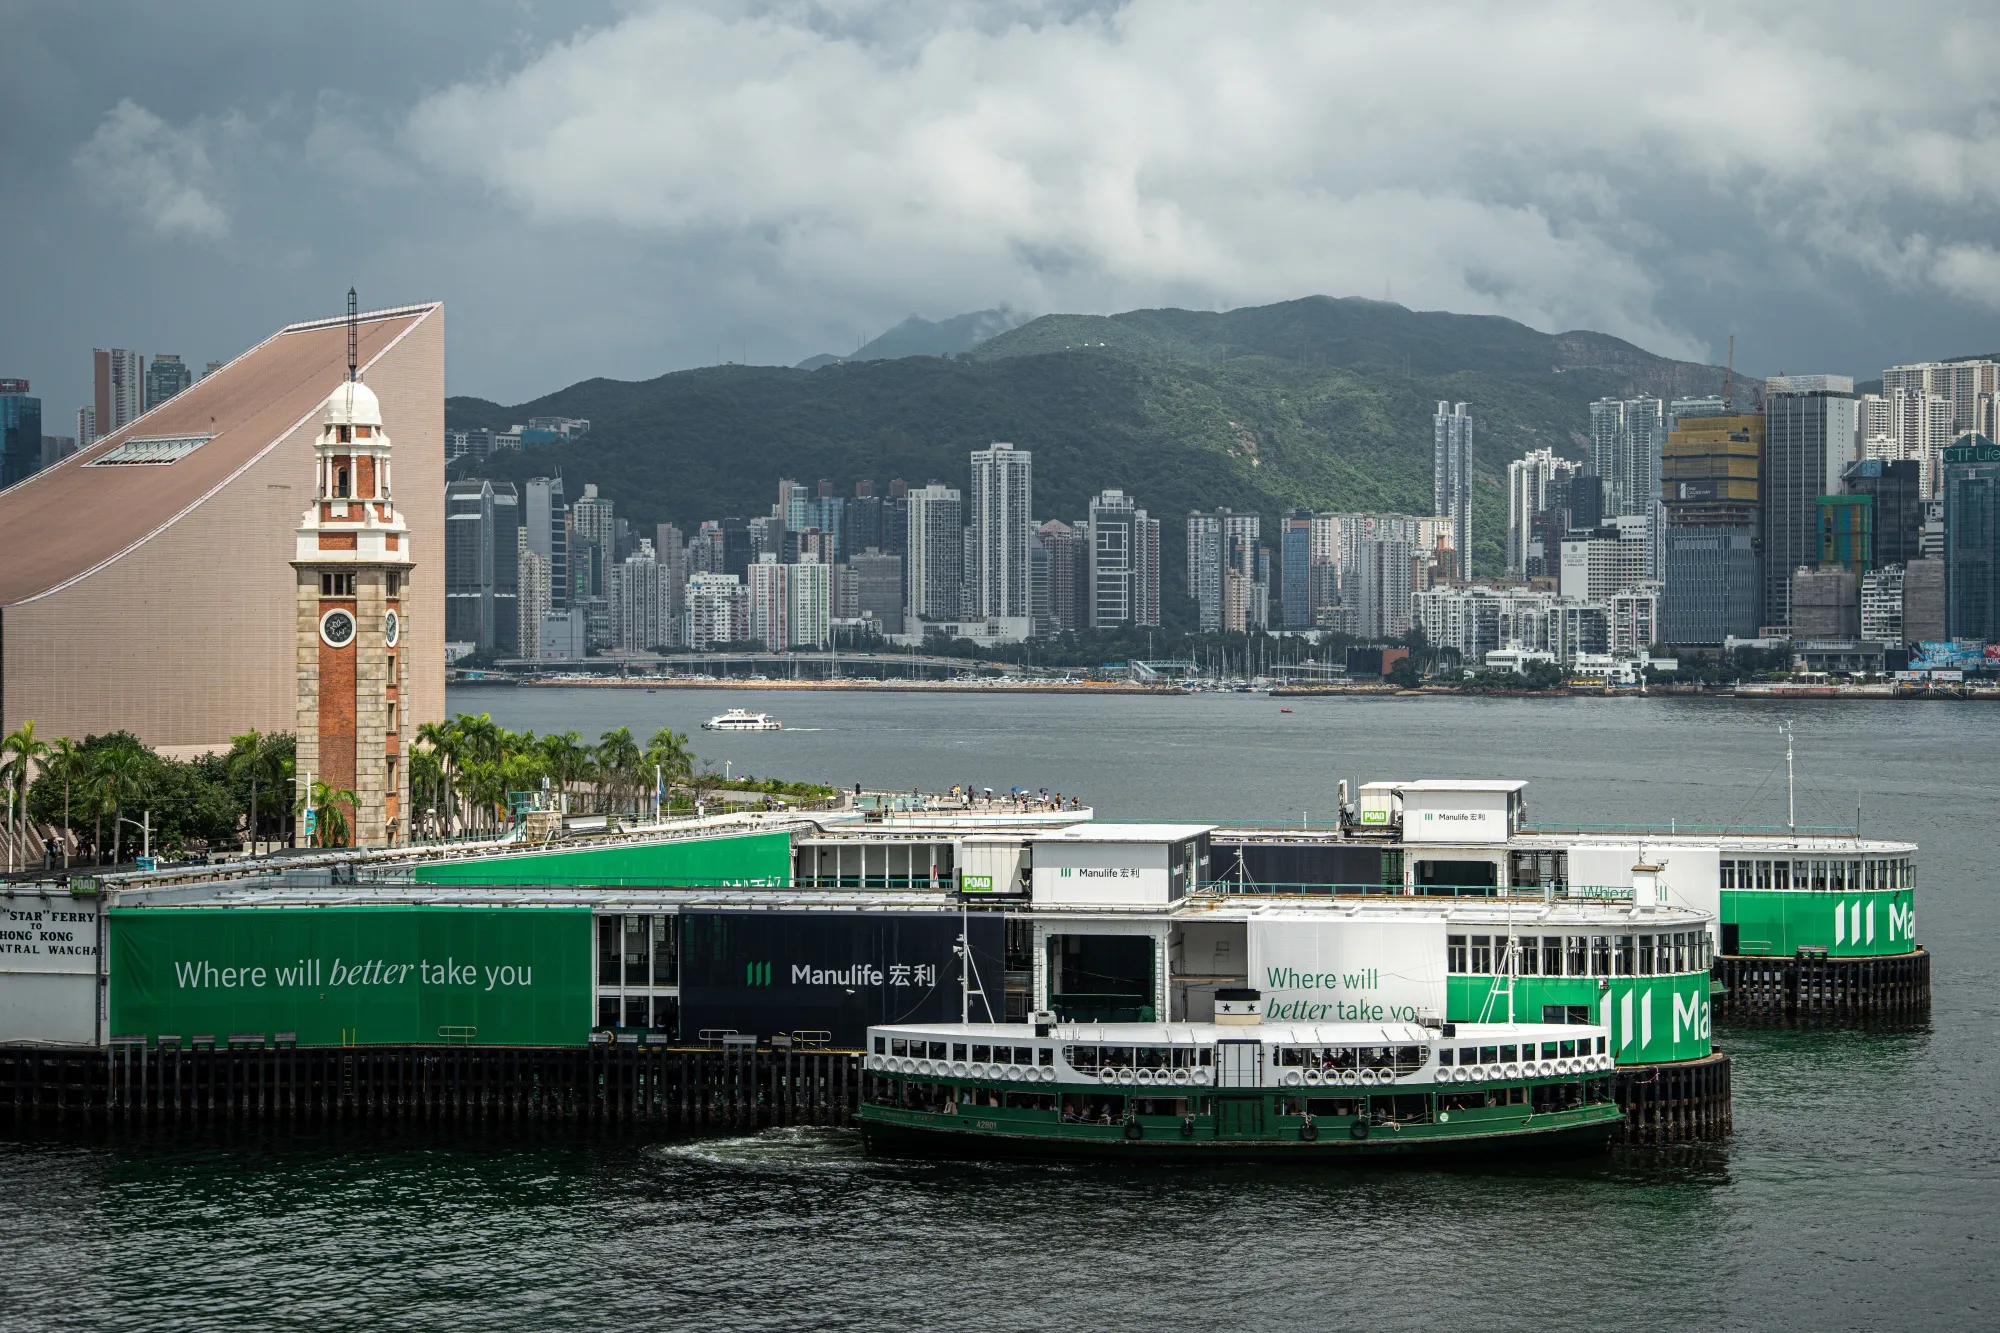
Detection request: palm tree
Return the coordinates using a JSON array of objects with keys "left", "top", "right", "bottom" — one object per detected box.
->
[
  {"left": 536, "top": 731, "right": 590, "bottom": 814},
  {"left": 297, "top": 778, "right": 359, "bottom": 848},
  {"left": 3, "top": 721, "right": 51, "bottom": 871},
  {"left": 44, "top": 737, "right": 80, "bottom": 870},
  {"left": 415, "top": 719, "right": 464, "bottom": 836},
  {"left": 227, "top": 729, "right": 277, "bottom": 851},
  {"left": 595, "top": 727, "right": 642, "bottom": 816},
  {"left": 99, "top": 741, "right": 145, "bottom": 864},
  {"left": 644, "top": 727, "right": 694, "bottom": 815}
]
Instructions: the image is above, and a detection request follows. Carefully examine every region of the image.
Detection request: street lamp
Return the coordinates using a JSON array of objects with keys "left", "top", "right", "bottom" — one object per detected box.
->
[{"left": 117, "top": 810, "right": 152, "bottom": 863}]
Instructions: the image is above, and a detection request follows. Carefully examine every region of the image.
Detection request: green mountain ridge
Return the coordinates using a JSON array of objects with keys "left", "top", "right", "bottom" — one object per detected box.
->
[{"left": 449, "top": 296, "right": 1733, "bottom": 624}]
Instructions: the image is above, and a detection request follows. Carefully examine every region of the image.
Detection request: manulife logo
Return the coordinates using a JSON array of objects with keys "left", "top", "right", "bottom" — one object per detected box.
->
[
  {"left": 744, "top": 961, "right": 772, "bottom": 986},
  {"left": 1835, "top": 897, "right": 1913, "bottom": 945}
]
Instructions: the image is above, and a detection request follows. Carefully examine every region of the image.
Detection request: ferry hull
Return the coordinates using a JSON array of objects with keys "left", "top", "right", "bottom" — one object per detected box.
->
[{"left": 856, "top": 1111, "right": 1620, "bottom": 1163}]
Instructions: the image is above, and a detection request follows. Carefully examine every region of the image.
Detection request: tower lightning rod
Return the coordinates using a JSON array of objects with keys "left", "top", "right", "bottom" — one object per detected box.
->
[{"left": 347, "top": 287, "right": 359, "bottom": 382}]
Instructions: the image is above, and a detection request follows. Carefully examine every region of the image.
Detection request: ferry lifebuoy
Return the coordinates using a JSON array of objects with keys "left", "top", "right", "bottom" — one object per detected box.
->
[
  {"left": 1557, "top": 1059, "right": 1572, "bottom": 1075},
  {"left": 1116, "top": 1068, "right": 1136, "bottom": 1085},
  {"left": 1282, "top": 1070, "right": 1303, "bottom": 1087},
  {"left": 1434, "top": 1069, "right": 1450, "bottom": 1083},
  {"left": 1007, "top": 1066, "right": 1025, "bottom": 1082},
  {"left": 1504, "top": 1063, "right": 1521, "bottom": 1079},
  {"left": 1172, "top": 1068, "right": 1191, "bottom": 1085},
  {"left": 1192, "top": 1069, "right": 1211, "bottom": 1085},
  {"left": 1305, "top": 1069, "right": 1324, "bottom": 1086},
  {"left": 1451, "top": 1067, "right": 1469, "bottom": 1083},
  {"left": 951, "top": 1062, "right": 967, "bottom": 1078},
  {"left": 917, "top": 1060, "right": 933, "bottom": 1076},
  {"left": 1099, "top": 1068, "right": 1118, "bottom": 1085},
  {"left": 1340, "top": 1070, "right": 1360, "bottom": 1086},
  {"left": 1039, "top": 1066, "right": 1056, "bottom": 1083}
]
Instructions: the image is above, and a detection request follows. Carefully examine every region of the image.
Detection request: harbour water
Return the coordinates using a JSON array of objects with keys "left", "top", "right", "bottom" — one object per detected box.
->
[{"left": 3, "top": 691, "right": 1993, "bottom": 1329}]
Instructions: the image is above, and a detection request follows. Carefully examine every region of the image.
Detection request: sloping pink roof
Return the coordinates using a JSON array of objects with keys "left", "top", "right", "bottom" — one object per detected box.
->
[{"left": 0, "top": 304, "right": 438, "bottom": 608}]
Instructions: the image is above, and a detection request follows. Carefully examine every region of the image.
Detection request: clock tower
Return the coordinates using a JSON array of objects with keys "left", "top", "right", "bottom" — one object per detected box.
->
[{"left": 292, "top": 354, "right": 413, "bottom": 847}]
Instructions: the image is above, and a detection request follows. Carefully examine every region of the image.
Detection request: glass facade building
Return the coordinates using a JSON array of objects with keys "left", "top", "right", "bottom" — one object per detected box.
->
[{"left": 1943, "top": 437, "right": 2000, "bottom": 641}]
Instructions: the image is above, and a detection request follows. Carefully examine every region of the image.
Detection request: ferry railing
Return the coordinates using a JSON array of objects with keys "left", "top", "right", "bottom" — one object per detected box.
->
[
  {"left": 1204, "top": 881, "right": 1637, "bottom": 903},
  {"left": 1520, "top": 821, "right": 1862, "bottom": 838}
]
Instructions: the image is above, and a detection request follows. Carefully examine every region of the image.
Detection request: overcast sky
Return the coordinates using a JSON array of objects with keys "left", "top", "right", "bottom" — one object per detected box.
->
[{"left": 7, "top": 0, "right": 1998, "bottom": 422}]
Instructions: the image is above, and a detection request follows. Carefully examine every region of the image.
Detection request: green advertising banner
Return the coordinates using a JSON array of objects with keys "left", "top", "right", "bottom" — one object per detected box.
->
[
  {"left": 109, "top": 906, "right": 593, "bottom": 1047},
  {"left": 1723, "top": 888, "right": 1916, "bottom": 958},
  {"left": 1448, "top": 972, "right": 1711, "bottom": 1065},
  {"left": 413, "top": 831, "right": 792, "bottom": 887}
]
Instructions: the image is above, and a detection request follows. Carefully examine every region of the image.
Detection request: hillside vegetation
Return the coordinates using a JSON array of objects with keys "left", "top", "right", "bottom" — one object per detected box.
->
[{"left": 451, "top": 296, "right": 1729, "bottom": 624}]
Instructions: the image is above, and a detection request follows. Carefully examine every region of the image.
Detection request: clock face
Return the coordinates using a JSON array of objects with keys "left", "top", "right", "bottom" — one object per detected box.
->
[
  {"left": 320, "top": 608, "right": 356, "bottom": 648},
  {"left": 384, "top": 609, "right": 401, "bottom": 647}
]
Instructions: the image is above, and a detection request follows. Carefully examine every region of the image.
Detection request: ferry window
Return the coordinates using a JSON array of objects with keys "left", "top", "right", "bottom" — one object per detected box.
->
[
  {"left": 1460, "top": 1047, "right": 1480, "bottom": 1065},
  {"left": 1597, "top": 1037, "right": 1607, "bottom": 1054},
  {"left": 972, "top": 1044, "right": 991, "bottom": 1062},
  {"left": 1755, "top": 861, "right": 1770, "bottom": 889},
  {"left": 1307, "top": 1097, "right": 1361, "bottom": 1117},
  {"left": 1541, "top": 1042, "right": 1558, "bottom": 1059},
  {"left": 1040, "top": 1048, "right": 1054, "bottom": 1067},
  {"left": 1437, "top": 1048, "right": 1453, "bottom": 1066},
  {"left": 891, "top": 1039, "right": 908, "bottom": 1057},
  {"left": 1829, "top": 862, "right": 1844, "bottom": 893},
  {"left": 652, "top": 917, "right": 676, "bottom": 986},
  {"left": 1015, "top": 1047, "right": 1034, "bottom": 1065},
  {"left": 1517, "top": 939, "right": 1539, "bottom": 976},
  {"left": 597, "top": 997, "right": 618, "bottom": 1028},
  {"left": 1479, "top": 1046, "right": 1499, "bottom": 1064},
  {"left": 1397, "top": 1046, "right": 1424, "bottom": 1072},
  {"left": 1499, "top": 1045, "right": 1518, "bottom": 1062},
  {"left": 1448, "top": 935, "right": 1467, "bottom": 972},
  {"left": 1615, "top": 936, "right": 1634, "bottom": 975},
  {"left": 623, "top": 916, "right": 648, "bottom": 987},
  {"left": 1591, "top": 936, "right": 1611, "bottom": 976},
  {"left": 1544, "top": 937, "right": 1564, "bottom": 976},
  {"left": 1638, "top": 935, "right": 1655, "bottom": 974},
  {"left": 927, "top": 1042, "right": 947, "bottom": 1060},
  {"left": 1006, "top": 1091, "right": 1057, "bottom": 1111},
  {"left": 623, "top": 996, "right": 647, "bottom": 1027},
  {"left": 953, "top": 1044, "right": 968, "bottom": 1061},
  {"left": 1567, "top": 936, "right": 1588, "bottom": 976},
  {"left": 874, "top": 1037, "right": 886, "bottom": 1055},
  {"left": 1327, "top": 1047, "right": 1356, "bottom": 1070},
  {"left": 1773, "top": 861, "right": 1789, "bottom": 890},
  {"left": 1440, "top": 1091, "right": 1490, "bottom": 1111},
  {"left": 1678, "top": 933, "right": 1692, "bottom": 973},
  {"left": 1470, "top": 936, "right": 1492, "bottom": 974},
  {"left": 1559, "top": 1040, "right": 1577, "bottom": 1058},
  {"left": 1810, "top": 861, "right": 1825, "bottom": 891},
  {"left": 596, "top": 918, "right": 619, "bottom": 988},
  {"left": 1720, "top": 861, "right": 1735, "bottom": 889}
]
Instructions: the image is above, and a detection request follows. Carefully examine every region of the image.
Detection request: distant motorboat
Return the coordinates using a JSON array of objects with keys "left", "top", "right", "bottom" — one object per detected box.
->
[{"left": 703, "top": 708, "right": 784, "bottom": 732}]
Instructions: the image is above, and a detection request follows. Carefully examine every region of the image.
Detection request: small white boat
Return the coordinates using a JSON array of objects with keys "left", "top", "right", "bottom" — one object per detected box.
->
[{"left": 702, "top": 708, "right": 784, "bottom": 732}]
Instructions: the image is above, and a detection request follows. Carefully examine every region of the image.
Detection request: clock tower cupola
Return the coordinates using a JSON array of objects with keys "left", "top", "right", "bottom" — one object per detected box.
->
[{"left": 292, "top": 293, "right": 414, "bottom": 846}]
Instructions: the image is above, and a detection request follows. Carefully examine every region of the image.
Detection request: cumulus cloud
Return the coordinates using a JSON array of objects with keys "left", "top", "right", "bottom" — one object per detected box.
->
[
  {"left": 399, "top": 0, "right": 2000, "bottom": 363},
  {"left": 74, "top": 99, "right": 229, "bottom": 241}
]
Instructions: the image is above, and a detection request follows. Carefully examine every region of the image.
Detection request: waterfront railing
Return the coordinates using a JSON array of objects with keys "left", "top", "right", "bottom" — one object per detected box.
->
[{"left": 1203, "top": 880, "right": 1637, "bottom": 902}]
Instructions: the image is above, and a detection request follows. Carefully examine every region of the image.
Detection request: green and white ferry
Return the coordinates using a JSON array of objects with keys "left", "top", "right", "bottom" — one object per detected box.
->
[{"left": 857, "top": 999, "right": 1622, "bottom": 1160}]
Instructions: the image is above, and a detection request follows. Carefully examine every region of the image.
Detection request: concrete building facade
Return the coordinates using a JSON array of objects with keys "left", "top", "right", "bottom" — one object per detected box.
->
[{"left": 0, "top": 303, "right": 445, "bottom": 752}]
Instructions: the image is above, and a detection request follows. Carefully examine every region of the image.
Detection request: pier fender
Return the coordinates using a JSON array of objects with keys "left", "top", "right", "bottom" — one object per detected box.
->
[
  {"left": 1180, "top": 1116, "right": 1196, "bottom": 1139},
  {"left": 1124, "top": 1119, "right": 1144, "bottom": 1141},
  {"left": 1300, "top": 1120, "right": 1319, "bottom": 1142},
  {"left": 1349, "top": 1120, "right": 1370, "bottom": 1141}
]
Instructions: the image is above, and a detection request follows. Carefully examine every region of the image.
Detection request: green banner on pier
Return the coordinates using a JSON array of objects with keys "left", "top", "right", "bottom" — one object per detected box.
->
[{"left": 108, "top": 906, "right": 593, "bottom": 1047}]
